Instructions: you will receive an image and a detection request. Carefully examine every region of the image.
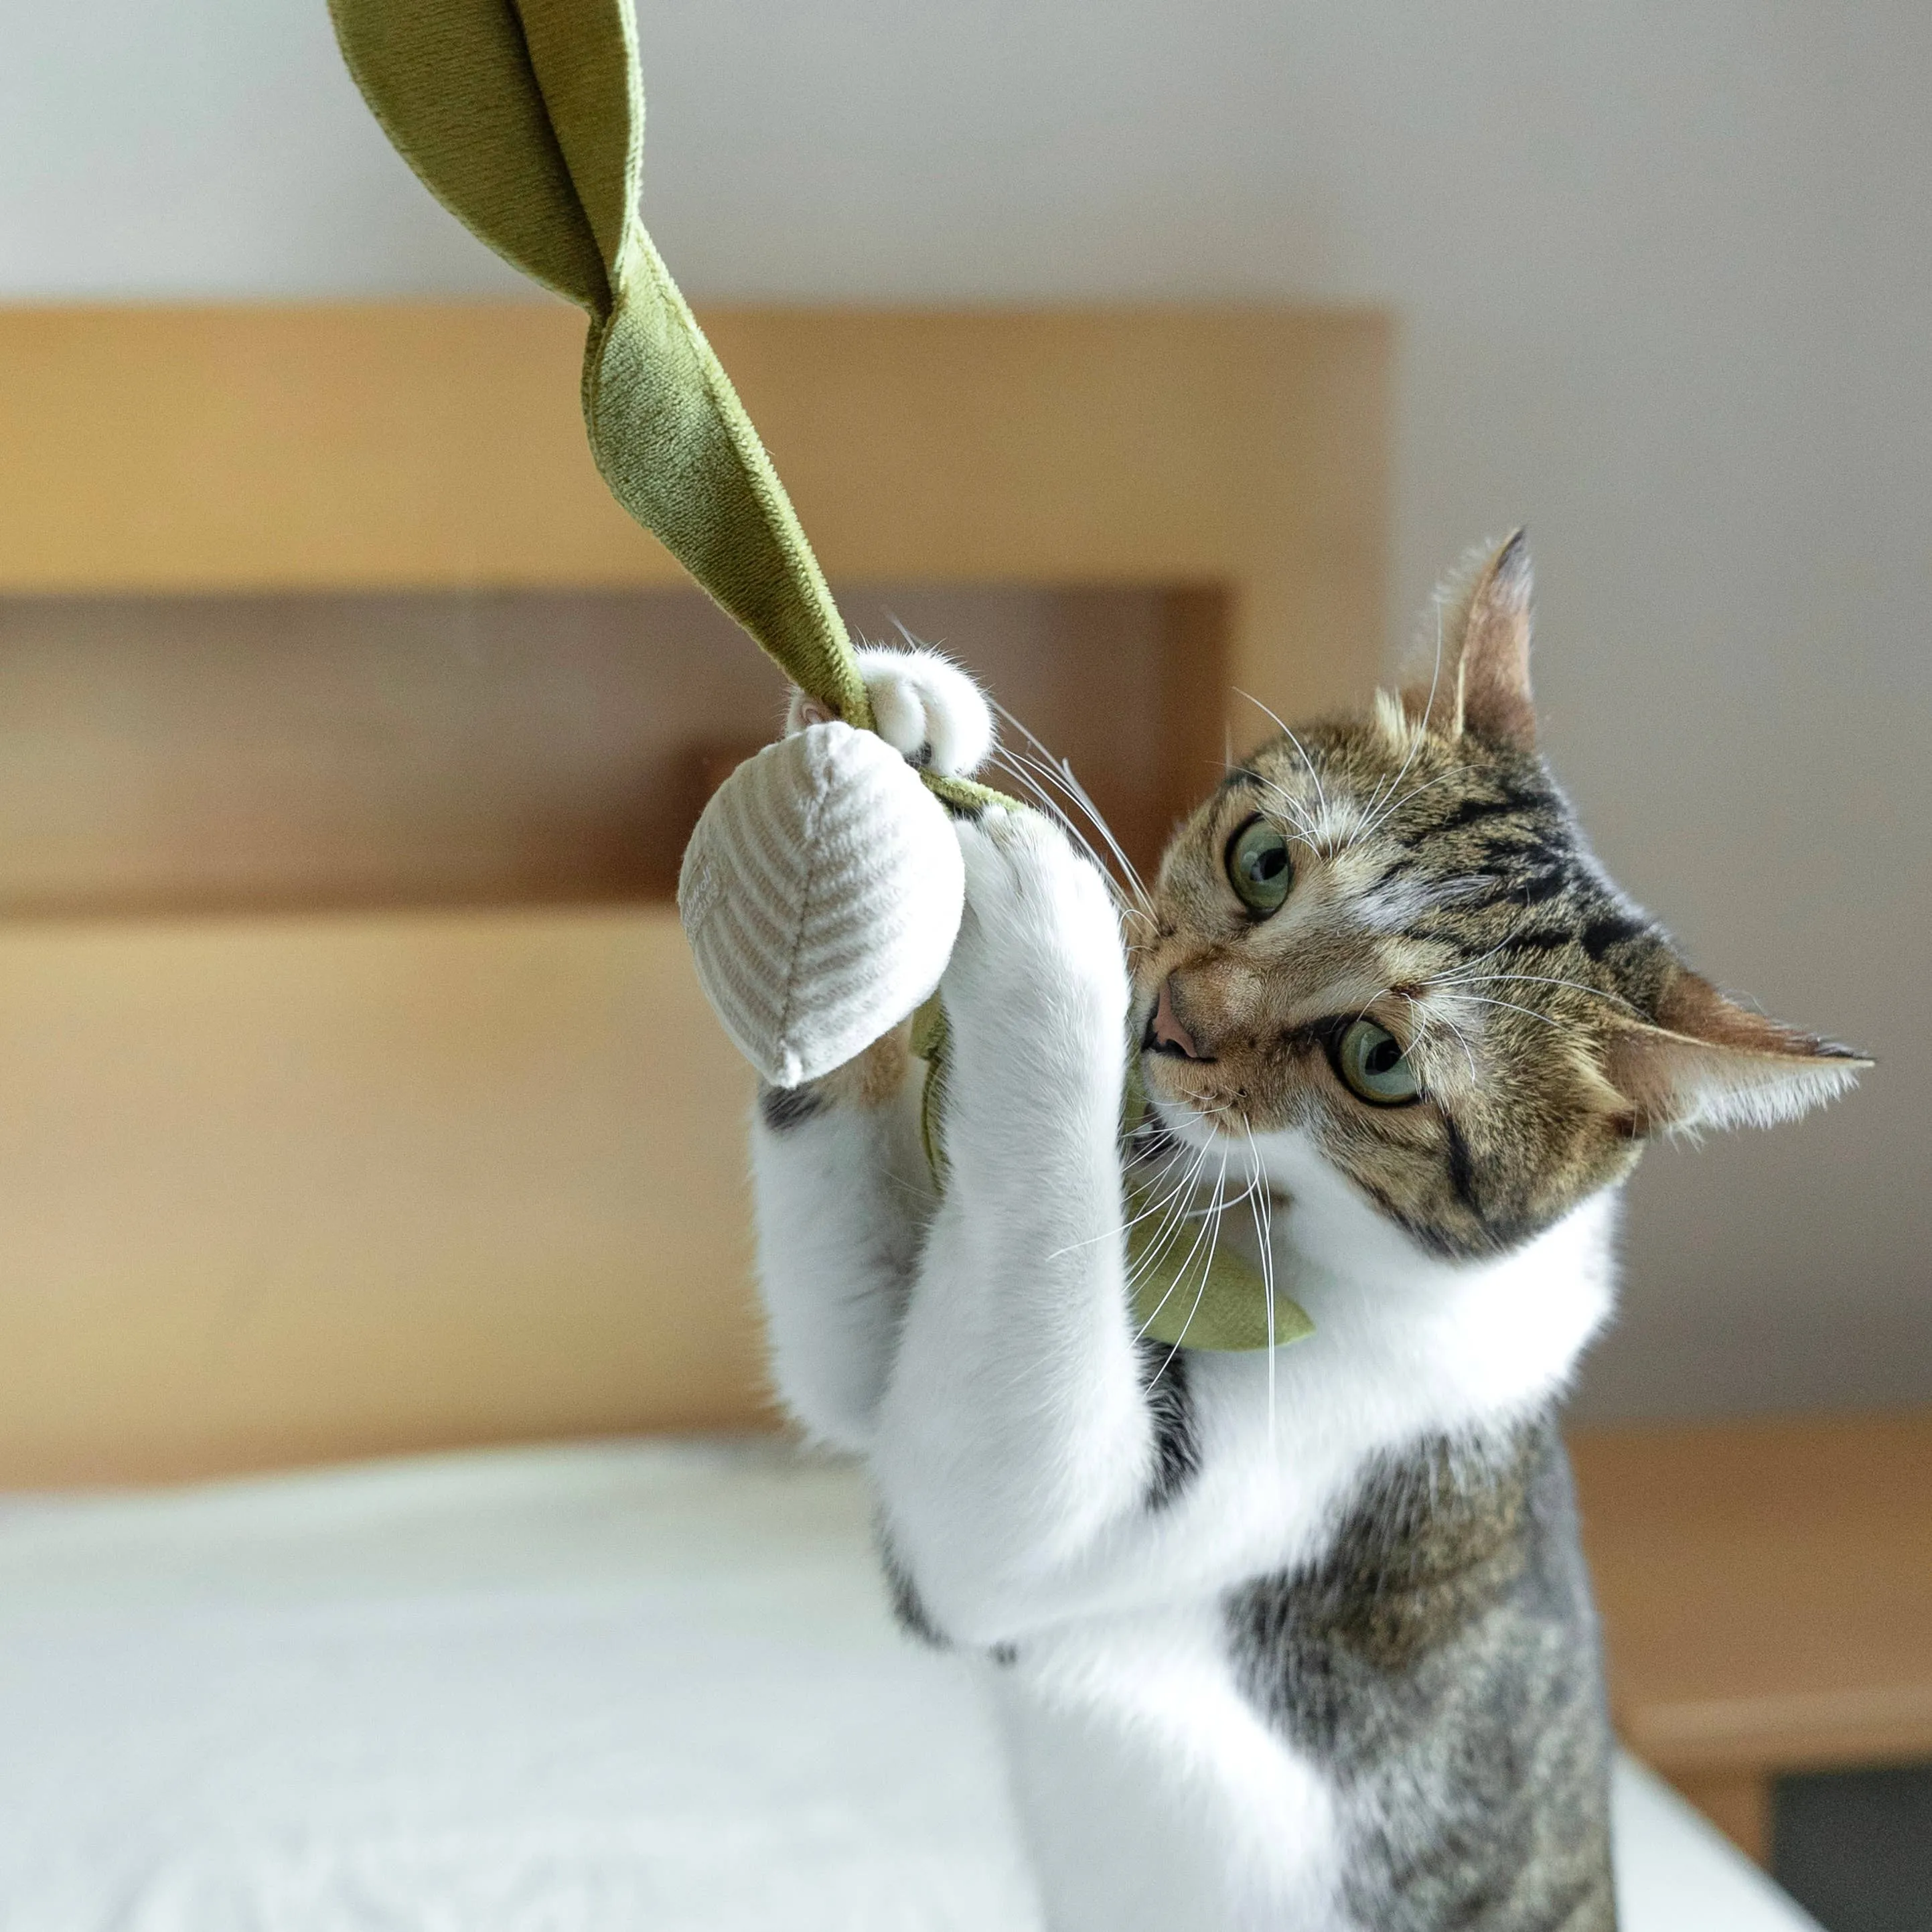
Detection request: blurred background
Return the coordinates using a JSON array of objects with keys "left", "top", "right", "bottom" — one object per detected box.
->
[
  {"left": 0, "top": 4, "right": 1927, "bottom": 1926},
  {"left": 5, "top": 0, "right": 1925, "bottom": 1422}
]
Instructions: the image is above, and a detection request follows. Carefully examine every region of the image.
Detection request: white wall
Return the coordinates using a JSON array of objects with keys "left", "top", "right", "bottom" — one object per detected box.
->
[{"left": 5, "top": 1, "right": 1928, "bottom": 1420}]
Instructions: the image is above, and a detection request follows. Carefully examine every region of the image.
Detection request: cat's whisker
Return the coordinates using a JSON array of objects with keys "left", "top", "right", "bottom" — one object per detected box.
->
[
  {"left": 1195, "top": 1163, "right": 1265, "bottom": 1223},
  {"left": 1121, "top": 1139, "right": 1228, "bottom": 1246},
  {"left": 990, "top": 746, "right": 1152, "bottom": 915},
  {"left": 1235, "top": 688, "right": 1331, "bottom": 827},
  {"left": 1053, "top": 762, "right": 1151, "bottom": 907},
  {"left": 1128, "top": 1134, "right": 1248, "bottom": 1321},
  {"left": 1130, "top": 1117, "right": 1217, "bottom": 1196},
  {"left": 1414, "top": 934, "right": 1517, "bottom": 984},
  {"left": 1245, "top": 1124, "right": 1279, "bottom": 1452},
  {"left": 1242, "top": 773, "right": 1323, "bottom": 848},
  {"left": 1046, "top": 1167, "right": 1207, "bottom": 1264},
  {"left": 1355, "top": 767, "right": 1466, "bottom": 846},
  {"left": 1435, "top": 990, "right": 1574, "bottom": 1035},
  {"left": 1427, "top": 968, "right": 1639, "bottom": 1013},
  {"left": 1410, "top": 996, "right": 1482, "bottom": 1082},
  {"left": 1136, "top": 1143, "right": 1228, "bottom": 1376},
  {"left": 1201, "top": 754, "right": 1322, "bottom": 848},
  {"left": 1122, "top": 1138, "right": 1220, "bottom": 1299},
  {"left": 1124, "top": 1175, "right": 1221, "bottom": 1304},
  {"left": 1230, "top": 765, "right": 1325, "bottom": 851},
  {"left": 1252, "top": 773, "right": 1344, "bottom": 857},
  {"left": 989, "top": 749, "right": 1120, "bottom": 883},
  {"left": 990, "top": 702, "right": 1152, "bottom": 907},
  {"left": 1142, "top": 1148, "right": 1232, "bottom": 1386}
]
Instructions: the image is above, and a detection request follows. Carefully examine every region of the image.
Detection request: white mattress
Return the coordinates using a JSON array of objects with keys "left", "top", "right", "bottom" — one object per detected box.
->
[{"left": 0, "top": 1438, "right": 1817, "bottom": 1931}]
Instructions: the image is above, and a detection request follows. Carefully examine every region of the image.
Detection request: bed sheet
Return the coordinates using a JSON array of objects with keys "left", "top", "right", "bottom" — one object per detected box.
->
[{"left": 0, "top": 1439, "right": 1816, "bottom": 1931}]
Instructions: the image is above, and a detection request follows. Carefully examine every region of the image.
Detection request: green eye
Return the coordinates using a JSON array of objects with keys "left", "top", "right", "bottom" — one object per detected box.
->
[
  {"left": 1225, "top": 816, "right": 1292, "bottom": 915},
  {"left": 1336, "top": 1019, "right": 1421, "bottom": 1106}
]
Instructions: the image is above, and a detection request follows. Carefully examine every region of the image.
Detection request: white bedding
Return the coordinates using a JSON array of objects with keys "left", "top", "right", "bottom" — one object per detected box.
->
[{"left": 0, "top": 1439, "right": 1817, "bottom": 1931}]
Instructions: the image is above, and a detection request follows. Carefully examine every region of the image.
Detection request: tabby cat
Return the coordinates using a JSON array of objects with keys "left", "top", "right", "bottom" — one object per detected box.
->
[{"left": 749, "top": 534, "right": 1864, "bottom": 1931}]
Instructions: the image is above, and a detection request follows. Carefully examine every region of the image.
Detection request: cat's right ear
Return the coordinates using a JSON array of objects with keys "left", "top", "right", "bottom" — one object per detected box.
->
[
  {"left": 1603, "top": 968, "right": 1870, "bottom": 1134},
  {"left": 1404, "top": 531, "right": 1536, "bottom": 749}
]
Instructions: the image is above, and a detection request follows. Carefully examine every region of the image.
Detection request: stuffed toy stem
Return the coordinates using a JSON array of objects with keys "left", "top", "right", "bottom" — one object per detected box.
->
[
  {"left": 329, "top": 0, "right": 883, "bottom": 744},
  {"left": 583, "top": 228, "right": 871, "bottom": 732}
]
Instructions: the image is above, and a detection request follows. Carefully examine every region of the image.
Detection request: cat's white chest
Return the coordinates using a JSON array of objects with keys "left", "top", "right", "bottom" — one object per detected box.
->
[{"left": 984, "top": 1609, "right": 1353, "bottom": 1932}]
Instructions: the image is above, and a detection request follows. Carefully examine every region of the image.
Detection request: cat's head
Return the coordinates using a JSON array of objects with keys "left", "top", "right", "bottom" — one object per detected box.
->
[{"left": 1134, "top": 532, "right": 1867, "bottom": 1262}]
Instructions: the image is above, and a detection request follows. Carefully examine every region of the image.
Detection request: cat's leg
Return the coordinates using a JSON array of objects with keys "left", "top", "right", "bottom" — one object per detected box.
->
[
  {"left": 751, "top": 643, "right": 994, "bottom": 1454},
  {"left": 873, "top": 809, "right": 1157, "bottom": 1639},
  {"left": 751, "top": 1030, "right": 933, "bottom": 1453}
]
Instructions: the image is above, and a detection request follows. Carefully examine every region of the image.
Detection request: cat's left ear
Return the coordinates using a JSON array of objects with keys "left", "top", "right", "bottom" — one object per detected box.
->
[
  {"left": 1408, "top": 530, "right": 1537, "bottom": 749},
  {"left": 1603, "top": 968, "right": 1870, "bottom": 1134}
]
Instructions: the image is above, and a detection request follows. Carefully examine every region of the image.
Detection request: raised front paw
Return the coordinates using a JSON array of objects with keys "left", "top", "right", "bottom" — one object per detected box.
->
[
  {"left": 944, "top": 809, "right": 1130, "bottom": 1055},
  {"left": 789, "top": 646, "right": 994, "bottom": 781}
]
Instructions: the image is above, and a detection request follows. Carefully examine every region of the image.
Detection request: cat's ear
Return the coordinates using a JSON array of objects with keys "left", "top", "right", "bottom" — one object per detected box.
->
[
  {"left": 1406, "top": 530, "right": 1536, "bottom": 749},
  {"left": 1603, "top": 968, "right": 1870, "bottom": 1134}
]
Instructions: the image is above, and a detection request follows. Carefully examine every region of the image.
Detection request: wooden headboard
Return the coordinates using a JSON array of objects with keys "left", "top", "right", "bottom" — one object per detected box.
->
[{"left": 0, "top": 303, "right": 1389, "bottom": 1485}]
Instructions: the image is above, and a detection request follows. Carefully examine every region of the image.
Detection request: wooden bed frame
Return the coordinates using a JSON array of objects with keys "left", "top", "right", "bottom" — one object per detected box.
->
[
  {"left": 8, "top": 310, "right": 1921, "bottom": 1874},
  {"left": 0, "top": 303, "right": 1389, "bottom": 1487},
  {"left": 1572, "top": 1411, "right": 1932, "bottom": 1866}
]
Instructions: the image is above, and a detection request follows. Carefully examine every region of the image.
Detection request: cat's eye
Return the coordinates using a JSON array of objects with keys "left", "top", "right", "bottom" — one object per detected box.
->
[
  {"left": 1225, "top": 816, "right": 1292, "bottom": 915},
  {"left": 1335, "top": 1019, "right": 1421, "bottom": 1106}
]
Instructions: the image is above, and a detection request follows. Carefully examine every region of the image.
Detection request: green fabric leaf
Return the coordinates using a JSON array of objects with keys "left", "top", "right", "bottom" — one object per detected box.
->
[
  {"left": 1126, "top": 1171, "right": 1315, "bottom": 1353},
  {"left": 327, "top": 0, "right": 612, "bottom": 312},
  {"left": 514, "top": 0, "right": 640, "bottom": 282},
  {"left": 327, "top": 0, "right": 873, "bottom": 731},
  {"left": 910, "top": 994, "right": 951, "bottom": 1185},
  {"left": 327, "top": 0, "right": 1038, "bottom": 759}
]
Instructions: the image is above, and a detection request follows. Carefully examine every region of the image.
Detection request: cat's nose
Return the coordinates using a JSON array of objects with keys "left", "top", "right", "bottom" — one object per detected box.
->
[{"left": 1147, "top": 975, "right": 1209, "bottom": 1061}]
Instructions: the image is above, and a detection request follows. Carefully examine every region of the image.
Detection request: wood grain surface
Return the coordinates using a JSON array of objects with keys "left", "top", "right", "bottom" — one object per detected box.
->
[
  {"left": 1572, "top": 1411, "right": 1932, "bottom": 1860},
  {"left": 0, "top": 303, "right": 1389, "bottom": 1486}
]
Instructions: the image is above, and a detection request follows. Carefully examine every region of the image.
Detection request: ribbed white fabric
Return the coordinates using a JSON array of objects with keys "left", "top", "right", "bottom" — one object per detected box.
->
[
  {"left": 0, "top": 1441, "right": 1809, "bottom": 1932},
  {"left": 678, "top": 723, "right": 966, "bottom": 1088}
]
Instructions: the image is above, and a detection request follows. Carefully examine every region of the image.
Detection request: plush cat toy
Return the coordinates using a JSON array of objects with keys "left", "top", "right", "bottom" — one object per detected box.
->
[
  {"left": 327, "top": 0, "right": 1283, "bottom": 1351},
  {"left": 327, "top": 0, "right": 991, "bottom": 1084}
]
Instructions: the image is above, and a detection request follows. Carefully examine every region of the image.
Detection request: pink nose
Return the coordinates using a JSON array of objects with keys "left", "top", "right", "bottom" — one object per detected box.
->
[{"left": 1149, "top": 976, "right": 1206, "bottom": 1060}]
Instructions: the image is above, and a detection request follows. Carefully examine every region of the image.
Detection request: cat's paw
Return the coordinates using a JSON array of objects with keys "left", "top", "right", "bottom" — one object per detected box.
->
[
  {"left": 945, "top": 809, "right": 1128, "bottom": 1049},
  {"left": 788, "top": 646, "right": 994, "bottom": 780}
]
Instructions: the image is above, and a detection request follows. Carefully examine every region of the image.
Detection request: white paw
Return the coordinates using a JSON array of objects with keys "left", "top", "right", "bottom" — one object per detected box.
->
[
  {"left": 788, "top": 646, "right": 994, "bottom": 780},
  {"left": 944, "top": 810, "right": 1129, "bottom": 1043}
]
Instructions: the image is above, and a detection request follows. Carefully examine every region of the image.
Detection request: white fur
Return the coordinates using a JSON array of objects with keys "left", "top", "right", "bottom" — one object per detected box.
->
[
  {"left": 749, "top": 656, "right": 1619, "bottom": 1929},
  {"left": 1660, "top": 1046, "right": 1864, "bottom": 1133},
  {"left": 787, "top": 644, "right": 995, "bottom": 779}
]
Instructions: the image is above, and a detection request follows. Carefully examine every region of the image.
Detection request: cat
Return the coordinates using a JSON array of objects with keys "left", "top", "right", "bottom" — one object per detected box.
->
[{"left": 747, "top": 534, "right": 1865, "bottom": 1931}]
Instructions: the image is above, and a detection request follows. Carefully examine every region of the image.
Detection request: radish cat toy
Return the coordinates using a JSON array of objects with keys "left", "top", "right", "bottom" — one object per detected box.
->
[{"left": 328, "top": 0, "right": 1290, "bottom": 1352}]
